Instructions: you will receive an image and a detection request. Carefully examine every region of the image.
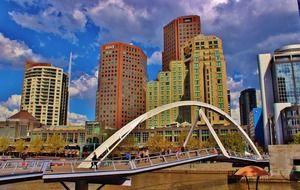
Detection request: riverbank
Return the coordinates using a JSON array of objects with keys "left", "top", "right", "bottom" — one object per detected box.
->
[{"left": 154, "top": 162, "right": 297, "bottom": 183}]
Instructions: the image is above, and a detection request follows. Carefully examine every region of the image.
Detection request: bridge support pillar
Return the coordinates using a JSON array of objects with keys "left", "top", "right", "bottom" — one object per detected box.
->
[{"left": 75, "top": 180, "right": 88, "bottom": 190}]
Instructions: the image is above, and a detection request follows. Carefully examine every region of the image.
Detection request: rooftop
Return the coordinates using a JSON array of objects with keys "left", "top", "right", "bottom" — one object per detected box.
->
[{"left": 8, "top": 110, "right": 38, "bottom": 122}]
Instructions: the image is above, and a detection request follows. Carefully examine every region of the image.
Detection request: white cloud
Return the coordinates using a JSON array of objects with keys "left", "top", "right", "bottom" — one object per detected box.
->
[
  {"left": 147, "top": 51, "right": 162, "bottom": 65},
  {"left": 69, "top": 71, "right": 98, "bottom": 98},
  {"left": 9, "top": 4, "right": 87, "bottom": 43},
  {"left": 257, "top": 32, "right": 300, "bottom": 51},
  {"left": 227, "top": 76, "right": 243, "bottom": 92},
  {"left": 230, "top": 106, "right": 240, "bottom": 125},
  {"left": 68, "top": 112, "right": 88, "bottom": 125},
  {"left": 0, "top": 33, "right": 42, "bottom": 67},
  {"left": 3, "top": 94, "right": 21, "bottom": 110},
  {"left": 88, "top": 0, "right": 159, "bottom": 45},
  {"left": 0, "top": 94, "right": 21, "bottom": 121},
  {"left": 227, "top": 76, "right": 244, "bottom": 124}
]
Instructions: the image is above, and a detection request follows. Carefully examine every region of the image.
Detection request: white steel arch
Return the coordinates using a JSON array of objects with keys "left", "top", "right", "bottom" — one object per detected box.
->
[{"left": 79, "top": 101, "right": 262, "bottom": 168}]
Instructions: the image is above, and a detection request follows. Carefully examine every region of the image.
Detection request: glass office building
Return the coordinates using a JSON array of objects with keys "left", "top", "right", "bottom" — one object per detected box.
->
[{"left": 258, "top": 44, "right": 300, "bottom": 146}]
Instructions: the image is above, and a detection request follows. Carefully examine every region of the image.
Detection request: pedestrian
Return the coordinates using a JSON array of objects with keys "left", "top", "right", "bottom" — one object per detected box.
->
[
  {"left": 21, "top": 154, "right": 28, "bottom": 169},
  {"left": 90, "top": 152, "right": 98, "bottom": 169},
  {"left": 125, "top": 152, "right": 131, "bottom": 165},
  {"left": 176, "top": 147, "right": 181, "bottom": 159},
  {"left": 144, "top": 148, "right": 149, "bottom": 163},
  {"left": 136, "top": 151, "right": 141, "bottom": 163},
  {"left": 161, "top": 148, "right": 165, "bottom": 162},
  {"left": 167, "top": 146, "right": 172, "bottom": 155}
]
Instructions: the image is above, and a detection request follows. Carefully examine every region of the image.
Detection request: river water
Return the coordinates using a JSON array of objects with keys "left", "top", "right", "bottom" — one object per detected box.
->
[{"left": 0, "top": 173, "right": 299, "bottom": 190}]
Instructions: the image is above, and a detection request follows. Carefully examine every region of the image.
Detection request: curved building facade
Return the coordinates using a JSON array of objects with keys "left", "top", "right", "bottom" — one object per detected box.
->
[
  {"left": 162, "top": 15, "right": 201, "bottom": 71},
  {"left": 96, "top": 42, "right": 147, "bottom": 129},
  {"left": 258, "top": 44, "right": 300, "bottom": 146},
  {"left": 21, "top": 61, "right": 68, "bottom": 126}
]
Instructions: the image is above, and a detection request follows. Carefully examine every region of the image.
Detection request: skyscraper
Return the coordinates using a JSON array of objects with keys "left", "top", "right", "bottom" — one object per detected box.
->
[
  {"left": 146, "top": 60, "right": 187, "bottom": 128},
  {"left": 183, "top": 34, "right": 230, "bottom": 125},
  {"left": 239, "top": 88, "right": 257, "bottom": 126},
  {"left": 146, "top": 34, "right": 230, "bottom": 128},
  {"left": 21, "top": 61, "right": 68, "bottom": 126},
  {"left": 162, "top": 15, "right": 201, "bottom": 71},
  {"left": 96, "top": 42, "right": 147, "bottom": 129},
  {"left": 258, "top": 44, "right": 300, "bottom": 146}
]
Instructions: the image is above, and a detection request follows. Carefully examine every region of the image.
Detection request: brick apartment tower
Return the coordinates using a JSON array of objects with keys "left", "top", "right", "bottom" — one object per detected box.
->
[
  {"left": 96, "top": 42, "right": 147, "bottom": 129},
  {"left": 162, "top": 15, "right": 201, "bottom": 71}
]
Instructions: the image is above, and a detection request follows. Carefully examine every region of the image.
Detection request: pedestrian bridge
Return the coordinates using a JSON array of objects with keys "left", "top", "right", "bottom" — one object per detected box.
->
[
  {"left": 0, "top": 101, "right": 269, "bottom": 189},
  {"left": 0, "top": 160, "right": 50, "bottom": 185},
  {"left": 43, "top": 148, "right": 268, "bottom": 183},
  {"left": 0, "top": 148, "right": 269, "bottom": 186}
]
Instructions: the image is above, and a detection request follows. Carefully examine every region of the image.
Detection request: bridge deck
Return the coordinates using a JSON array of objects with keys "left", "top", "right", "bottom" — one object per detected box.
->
[
  {"left": 0, "top": 160, "right": 50, "bottom": 184},
  {"left": 43, "top": 148, "right": 268, "bottom": 183},
  {"left": 0, "top": 148, "right": 269, "bottom": 185}
]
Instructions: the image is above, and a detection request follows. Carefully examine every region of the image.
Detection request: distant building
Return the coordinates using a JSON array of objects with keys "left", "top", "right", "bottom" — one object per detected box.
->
[
  {"left": 95, "top": 42, "right": 147, "bottom": 129},
  {"left": 131, "top": 123, "right": 247, "bottom": 147},
  {"left": 183, "top": 34, "right": 230, "bottom": 125},
  {"left": 85, "top": 121, "right": 115, "bottom": 144},
  {"left": 239, "top": 88, "right": 257, "bottom": 126},
  {"left": 227, "top": 89, "right": 231, "bottom": 116},
  {"left": 248, "top": 108, "right": 264, "bottom": 147},
  {"left": 21, "top": 61, "right": 68, "bottom": 126},
  {"left": 0, "top": 110, "right": 41, "bottom": 140},
  {"left": 258, "top": 44, "right": 300, "bottom": 146},
  {"left": 298, "top": 0, "right": 300, "bottom": 16},
  {"left": 30, "top": 125, "right": 86, "bottom": 145},
  {"left": 147, "top": 61, "right": 187, "bottom": 128},
  {"left": 162, "top": 15, "right": 201, "bottom": 71},
  {"left": 146, "top": 34, "right": 230, "bottom": 128}
]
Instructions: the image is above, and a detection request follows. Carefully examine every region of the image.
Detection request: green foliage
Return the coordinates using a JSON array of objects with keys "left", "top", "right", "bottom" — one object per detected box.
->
[
  {"left": 201, "top": 133, "right": 246, "bottom": 152},
  {"left": 177, "top": 131, "right": 201, "bottom": 149},
  {"left": 15, "top": 139, "right": 26, "bottom": 156},
  {"left": 46, "top": 135, "right": 65, "bottom": 156},
  {"left": 293, "top": 132, "right": 300, "bottom": 144},
  {"left": 220, "top": 133, "right": 246, "bottom": 152},
  {"left": 119, "top": 135, "right": 138, "bottom": 151},
  {"left": 0, "top": 137, "right": 10, "bottom": 154},
  {"left": 29, "top": 137, "right": 43, "bottom": 154},
  {"left": 146, "top": 133, "right": 172, "bottom": 152}
]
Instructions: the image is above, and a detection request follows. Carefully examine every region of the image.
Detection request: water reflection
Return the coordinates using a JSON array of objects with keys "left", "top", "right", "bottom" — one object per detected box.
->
[{"left": 0, "top": 173, "right": 299, "bottom": 190}]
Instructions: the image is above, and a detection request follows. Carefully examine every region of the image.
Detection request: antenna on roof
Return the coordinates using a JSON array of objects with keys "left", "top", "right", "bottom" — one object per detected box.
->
[{"left": 67, "top": 52, "right": 73, "bottom": 126}]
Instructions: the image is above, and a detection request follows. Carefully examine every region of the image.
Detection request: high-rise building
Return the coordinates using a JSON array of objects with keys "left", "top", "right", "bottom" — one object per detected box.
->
[
  {"left": 21, "top": 61, "right": 68, "bottom": 126},
  {"left": 183, "top": 34, "right": 230, "bottom": 125},
  {"left": 146, "top": 34, "right": 230, "bottom": 128},
  {"left": 227, "top": 89, "right": 231, "bottom": 116},
  {"left": 96, "top": 42, "right": 147, "bottom": 129},
  {"left": 239, "top": 88, "right": 257, "bottom": 126},
  {"left": 146, "top": 61, "right": 187, "bottom": 128},
  {"left": 258, "top": 44, "right": 300, "bottom": 146},
  {"left": 248, "top": 107, "right": 264, "bottom": 147},
  {"left": 162, "top": 15, "right": 201, "bottom": 71}
]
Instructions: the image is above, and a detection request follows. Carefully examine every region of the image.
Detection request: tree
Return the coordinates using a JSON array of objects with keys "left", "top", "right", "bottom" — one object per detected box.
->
[
  {"left": 15, "top": 139, "right": 26, "bottom": 157},
  {"left": 0, "top": 137, "right": 10, "bottom": 155},
  {"left": 29, "top": 137, "right": 43, "bottom": 155},
  {"left": 177, "top": 131, "right": 201, "bottom": 149},
  {"left": 146, "top": 133, "right": 172, "bottom": 152},
  {"left": 293, "top": 132, "right": 300, "bottom": 144},
  {"left": 46, "top": 135, "right": 65, "bottom": 156},
  {"left": 201, "top": 133, "right": 246, "bottom": 153}
]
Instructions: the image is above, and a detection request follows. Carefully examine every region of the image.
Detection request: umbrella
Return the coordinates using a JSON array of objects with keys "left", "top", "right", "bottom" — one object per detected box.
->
[{"left": 235, "top": 166, "right": 268, "bottom": 190}]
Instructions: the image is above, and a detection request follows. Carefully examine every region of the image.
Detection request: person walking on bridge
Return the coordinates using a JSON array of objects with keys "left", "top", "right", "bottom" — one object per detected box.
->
[{"left": 90, "top": 152, "right": 98, "bottom": 169}]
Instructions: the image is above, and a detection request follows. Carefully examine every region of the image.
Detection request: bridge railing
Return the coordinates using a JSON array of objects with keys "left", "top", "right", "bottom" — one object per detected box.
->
[
  {"left": 0, "top": 160, "right": 51, "bottom": 176},
  {"left": 227, "top": 150, "right": 267, "bottom": 161},
  {"left": 46, "top": 148, "right": 218, "bottom": 174}
]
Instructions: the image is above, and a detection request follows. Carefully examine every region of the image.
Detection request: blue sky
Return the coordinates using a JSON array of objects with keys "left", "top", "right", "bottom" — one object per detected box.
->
[{"left": 0, "top": 0, "right": 299, "bottom": 124}]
